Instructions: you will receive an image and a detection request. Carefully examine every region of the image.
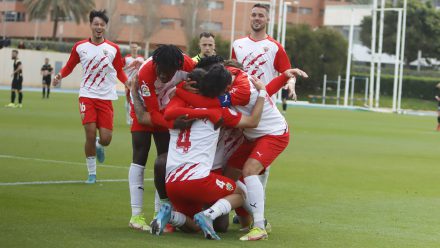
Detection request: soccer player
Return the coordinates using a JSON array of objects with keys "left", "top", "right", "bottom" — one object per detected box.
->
[
  {"left": 436, "top": 83, "right": 440, "bottom": 131},
  {"left": 123, "top": 43, "right": 144, "bottom": 125},
  {"left": 151, "top": 65, "right": 267, "bottom": 240},
  {"left": 192, "top": 32, "right": 216, "bottom": 63},
  {"left": 175, "top": 64, "right": 307, "bottom": 241},
  {"left": 127, "top": 45, "right": 195, "bottom": 232},
  {"left": 231, "top": 3, "right": 297, "bottom": 207},
  {"left": 52, "top": 10, "right": 128, "bottom": 184},
  {"left": 5, "top": 50, "right": 23, "bottom": 108},
  {"left": 41, "top": 58, "right": 54, "bottom": 99}
]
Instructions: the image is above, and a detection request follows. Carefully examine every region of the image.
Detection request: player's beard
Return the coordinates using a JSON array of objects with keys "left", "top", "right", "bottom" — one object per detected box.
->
[{"left": 251, "top": 22, "right": 266, "bottom": 32}]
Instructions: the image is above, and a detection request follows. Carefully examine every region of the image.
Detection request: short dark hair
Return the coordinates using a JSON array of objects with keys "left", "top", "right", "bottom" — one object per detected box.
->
[
  {"left": 253, "top": 3, "right": 270, "bottom": 13},
  {"left": 12, "top": 49, "right": 18, "bottom": 54},
  {"left": 196, "top": 55, "right": 224, "bottom": 70},
  {"left": 199, "top": 32, "right": 215, "bottom": 39},
  {"left": 89, "top": 10, "right": 109, "bottom": 24},
  {"left": 152, "top": 44, "right": 184, "bottom": 72},
  {"left": 198, "top": 64, "right": 232, "bottom": 98},
  {"left": 223, "top": 59, "right": 244, "bottom": 70},
  {"left": 187, "top": 68, "right": 207, "bottom": 89}
]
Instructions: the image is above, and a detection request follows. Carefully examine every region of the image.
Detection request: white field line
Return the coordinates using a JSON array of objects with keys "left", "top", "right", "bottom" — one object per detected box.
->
[
  {"left": 0, "top": 178, "right": 153, "bottom": 186},
  {"left": 0, "top": 154, "right": 152, "bottom": 171}
]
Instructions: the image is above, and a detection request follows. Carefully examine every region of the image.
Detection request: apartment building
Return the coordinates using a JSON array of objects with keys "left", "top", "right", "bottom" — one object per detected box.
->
[{"left": 0, "top": 0, "right": 353, "bottom": 50}]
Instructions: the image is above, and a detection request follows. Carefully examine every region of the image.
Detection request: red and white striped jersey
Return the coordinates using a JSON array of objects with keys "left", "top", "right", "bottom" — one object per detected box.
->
[
  {"left": 234, "top": 79, "right": 288, "bottom": 139},
  {"left": 132, "top": 55, "right": 195, "bottom": 129},
  {"left": 166, "top": 119, "right": 220, "bottom": 182},
  {"left": 60, "top": 39, "right": 127, "bottom": 100},
  {"left": 123, "top": 54, "right": 144, "bottom": 80},
  {"left": 232, "top": 35, "right": 291, "bottom": 85},
  {"left": 212, "top": 126, "right": 244, "bottom": 171}
]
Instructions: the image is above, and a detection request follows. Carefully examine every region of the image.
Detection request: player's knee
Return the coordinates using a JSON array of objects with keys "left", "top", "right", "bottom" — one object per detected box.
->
[
  {"left": 242, "top": 160, "right": 264, "bottom": 177},
  {"left": 99, "top": 135, "right": 112, "bottom": 146}
]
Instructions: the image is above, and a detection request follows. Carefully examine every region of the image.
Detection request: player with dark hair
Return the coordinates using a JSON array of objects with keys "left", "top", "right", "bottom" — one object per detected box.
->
[
  {"left": 128, "top": 44, "right": 195, "bottom": 232},
  {"left": 52, "top": 9, "right": 127, "bottom": 184},
  {"left": 5, "top": 50, "right": 23, "bottom": 108},
  {"left": 41, "top": 58, "right": 54, "bottom": 99},
  {"left": 131, "top": 64, "right": 268, "bottom": 240},
  {"left": 192, "top": 32, "right": 216, "bottom": 63}
]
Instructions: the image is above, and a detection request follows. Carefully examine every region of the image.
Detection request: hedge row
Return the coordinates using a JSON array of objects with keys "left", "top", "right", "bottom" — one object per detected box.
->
[{"left": 353, "top": 73, "right": 439, "bottom": 100}]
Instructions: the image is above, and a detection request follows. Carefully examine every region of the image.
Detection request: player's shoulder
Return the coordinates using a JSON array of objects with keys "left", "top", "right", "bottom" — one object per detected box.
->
[
  {"left": 103, "top": 39, "right": 120, "bottom": 49},
  {"left": 266, "top": 36, "right": 284, "bottom": 49},
  {"left": 182, "top": 54, "right": 196, "bottom": 72},
  {"left": 138, "top": 58, "right": 156, "bottom": 83}
]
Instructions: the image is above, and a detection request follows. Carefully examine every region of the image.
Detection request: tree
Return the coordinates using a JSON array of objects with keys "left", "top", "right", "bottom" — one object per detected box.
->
[
  {"left": 141, "top": 0, "right": 161, "bottom": 58},
  {"left": 103, "top": 0, "right": 122, "bottom": 42},
  {"left": 360, "top": 0, "right": 440, "bottom": 63},
  {"left": 24, "top": 0, "right": 95, "bottom": 40},
  {"left": 284, "top": 25, "right": 347, "bottom": 91},
  {"left": 180, "top": 0, "right": 205, "bottom": 49}
]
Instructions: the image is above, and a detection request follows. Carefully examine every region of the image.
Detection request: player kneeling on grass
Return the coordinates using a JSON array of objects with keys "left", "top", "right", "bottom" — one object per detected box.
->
[
  {"left": 175, "top": 63, "right": 308, "bottom": 241},
  {"left": 132, "top": 64, "right": 266, "bottom": 239}
]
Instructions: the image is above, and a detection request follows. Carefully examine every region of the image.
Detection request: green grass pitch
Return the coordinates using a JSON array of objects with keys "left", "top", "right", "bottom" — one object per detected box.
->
[{"left": 0, "top": 91, "right": 439, "bottom": 248}]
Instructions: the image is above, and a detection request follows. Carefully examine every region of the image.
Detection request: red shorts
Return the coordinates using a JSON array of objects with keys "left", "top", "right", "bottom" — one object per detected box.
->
[
  {"left": 166, "top": 173, "right": 236, "bottom": 217},
  {"left": 228, "top": 132, "right": 290, "bottom": 171},
  {"left": 79, "top": 97, "right": 113, "bottom": 130}
]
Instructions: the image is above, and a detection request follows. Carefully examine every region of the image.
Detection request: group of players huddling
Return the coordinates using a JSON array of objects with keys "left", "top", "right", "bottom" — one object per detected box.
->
[{"left": 53, "top": 4, "right": 308, "bottom": 241}]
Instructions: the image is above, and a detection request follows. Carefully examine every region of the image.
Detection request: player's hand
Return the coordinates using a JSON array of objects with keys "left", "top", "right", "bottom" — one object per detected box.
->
[
  {"left": 52, "top": 73, "right": 62, "bottom": 86},
  {"left": 286, "top": 78, "right": 297, "bottom": 100},
  {"left": 436, "top": 96, "right": 440, "bottom": 101},
  {"left": 250, "top": 76, "right": 265, "bottom": 91},
  {"left": 173, "top": 115, "right": 194, "bottom": 129},
  {"left": 284, "top": 68, "right": 308, "bottom": 79},
  {"left": 127, "top": 59, "right": 143, "bottom": 70},
  {"left": 182, "top": 80, "right": 199, "bottom": 94}
]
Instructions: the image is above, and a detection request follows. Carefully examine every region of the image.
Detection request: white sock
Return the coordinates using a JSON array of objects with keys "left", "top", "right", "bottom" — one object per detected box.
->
[
  {"left": 259, "top": 166, "right": 270, "bottom": 191},
  {"left": 244, "top": 175, "right": 265, "bottom": 229},
  {"left": 96, "top": 137, "right": 103, "bottom": 148},
  {"left": 203, "top": 198, "right": 231, "bottom": 220},
  {"left": 169, "top": 211, "right": 186, "bottom": 227},
  {"left": 129, "top": 163, "right": 145, "bottom": 217},
  {"left": 236, "top": 180, "right": 253, "bottom": 214},
  {"left": 154, "top": 190, "right": 161, "bottom": 214},
  {"left": 86, "top": 156, "right": 96, "bottom": 175}
]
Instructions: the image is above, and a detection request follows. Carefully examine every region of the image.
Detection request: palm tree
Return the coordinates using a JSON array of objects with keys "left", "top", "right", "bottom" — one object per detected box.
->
[{"left": 24, "top": 0, "right": 95, "bottom": 40}]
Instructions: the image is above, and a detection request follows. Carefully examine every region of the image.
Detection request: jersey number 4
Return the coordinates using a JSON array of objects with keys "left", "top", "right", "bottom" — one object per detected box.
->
[{"left": 176, "top": 128, "right": 191, "bottom": 153}]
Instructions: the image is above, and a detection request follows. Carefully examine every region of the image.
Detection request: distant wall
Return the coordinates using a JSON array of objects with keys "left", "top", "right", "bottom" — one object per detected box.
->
[{"left": 0, "top": 48, "right": 125, "bottom": 92}]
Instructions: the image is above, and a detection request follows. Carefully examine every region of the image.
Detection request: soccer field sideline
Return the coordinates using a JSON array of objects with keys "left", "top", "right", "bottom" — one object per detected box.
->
[{"left": 1, "top": 91, "right": 440, "bottom": 247}]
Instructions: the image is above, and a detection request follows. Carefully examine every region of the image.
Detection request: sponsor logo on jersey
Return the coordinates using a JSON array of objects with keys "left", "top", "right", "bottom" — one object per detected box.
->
[
  {"left": 226, "top": 182, "right": 234, "bottom": 191},
  {"left": 140, "top": 84, "right": 150, "bottom": 97}
]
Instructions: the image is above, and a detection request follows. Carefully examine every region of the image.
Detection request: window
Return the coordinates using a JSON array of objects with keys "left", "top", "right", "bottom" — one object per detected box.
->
[
  {"left": 3, "top": 11, "right": 26, "bottom": 22},
  {"left": 121, "top": 15, "right": 141, "bottom": 24},
  {"left": 205, "top": 1, "right": 224, "bottom": 10},
  {"left": 161, "top": 0, "right": 184, "bottom": 5},
  {"left": 200, "top": 21, "right": 222, "bottom": 31},
  {"left": 50, "top": 10, "right": 73, "bottom": 22},
  {"left": 160, "top": 18, "right": 178, "bottom": 28},
  {"left": 287, "top": 6, "right": 294, "bottom": 13},
  {"left": 299, "top": 7, "right": 312, "bottom": 15}
]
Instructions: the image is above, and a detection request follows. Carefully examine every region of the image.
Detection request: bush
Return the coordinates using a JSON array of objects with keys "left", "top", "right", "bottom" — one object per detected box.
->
[{"left": 353, "top": 73, "right": 438, "bottom": 100}]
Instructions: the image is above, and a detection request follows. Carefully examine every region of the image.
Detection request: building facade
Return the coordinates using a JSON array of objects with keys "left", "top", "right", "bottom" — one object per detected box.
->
[{"left": 0, "top": 0, "right": 353, "bottom": 51}]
